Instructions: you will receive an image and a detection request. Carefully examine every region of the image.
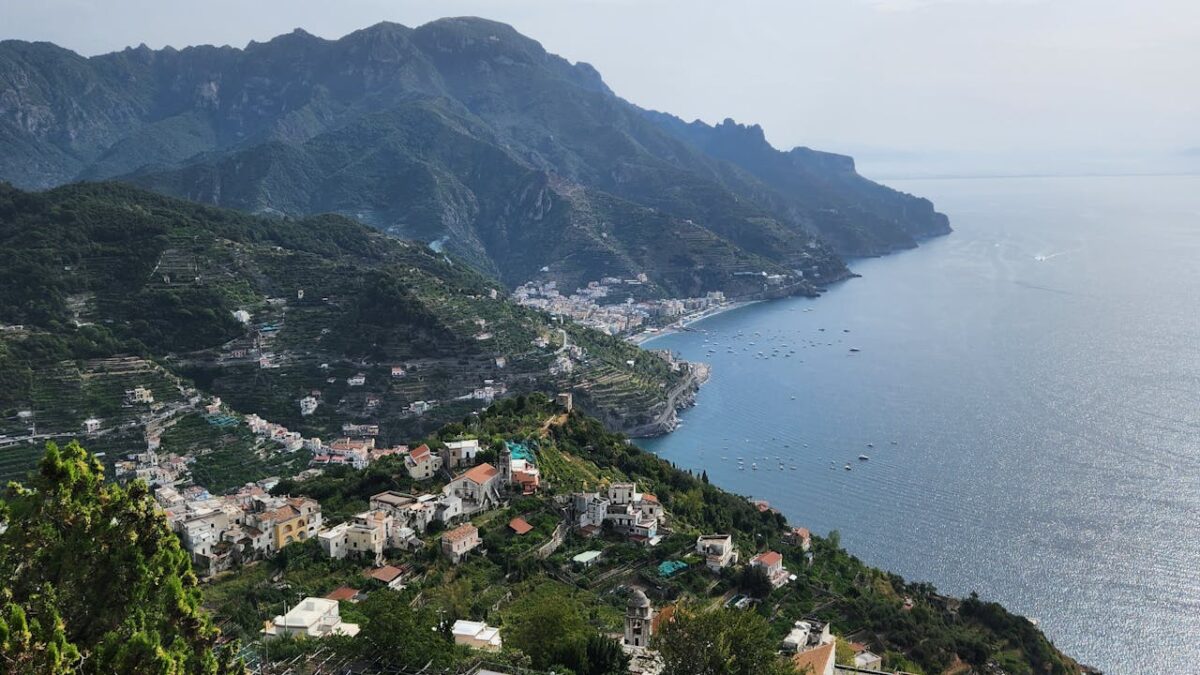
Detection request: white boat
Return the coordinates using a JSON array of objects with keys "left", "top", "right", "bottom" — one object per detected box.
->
[
  {"left": 859, "top": 455, "right": 870, "bottom": 461},
  {"left": 844, "top": 464, "right": 852, "bottom": 471},
  {"left": 751, "top": 463, "right": 758, "bottom": 470}
]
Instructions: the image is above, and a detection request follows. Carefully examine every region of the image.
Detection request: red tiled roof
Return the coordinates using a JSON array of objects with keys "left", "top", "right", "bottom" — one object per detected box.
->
[
  {"left": 325, "top": 586, "right": 358, "bottom": 601},
  {"left": 462, "top": 462, "right": 500, "bottom": 485},
  {"left": 367, "top": 565, "right": 404, "bottom": 583},
  {"left": 409, "top": 444, "right": 431, "bottom": 462},
  {"left": 792, "top": 642, "right": 835, "bottom": 675},
  {"left": 442, "top": 523, "right": 478, "bottom": 543},
  {"left": 509, "top": 517, "right": 533, "bottom": 535},
  {"left": 752, "top": 551, "right": 783, "bottom": 568},
  {"left": 641, "top": 493, "right": 658, "bottom": 503}
]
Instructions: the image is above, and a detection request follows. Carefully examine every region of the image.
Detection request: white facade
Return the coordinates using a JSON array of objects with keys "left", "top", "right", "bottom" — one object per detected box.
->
[
  {"left": 443, "top": 439, "right": 481, "bottom": 468},
  {"left": 264, "top": 598, "right": 360, "bottom": 639},
  {"left": 696, "top": 534, "right": 738, "bottom": 571},
  {"left": 451, "top": 620, "right": 502, "bottom": 651}
]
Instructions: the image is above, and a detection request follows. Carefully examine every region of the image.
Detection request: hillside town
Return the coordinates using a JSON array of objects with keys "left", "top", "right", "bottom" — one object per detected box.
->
[{"left": 130, "top": 390, "right": 905, "bottom": 675}]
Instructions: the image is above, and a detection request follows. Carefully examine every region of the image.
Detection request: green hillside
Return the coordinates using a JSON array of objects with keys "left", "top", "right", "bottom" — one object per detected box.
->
[{"left": 0, "top": 182, "right": 693, "bottom": 481}]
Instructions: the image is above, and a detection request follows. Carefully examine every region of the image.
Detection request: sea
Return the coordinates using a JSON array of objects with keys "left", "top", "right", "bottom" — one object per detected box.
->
[{"left": 638, "top": 175, "right": 1200, "bottom": 674}]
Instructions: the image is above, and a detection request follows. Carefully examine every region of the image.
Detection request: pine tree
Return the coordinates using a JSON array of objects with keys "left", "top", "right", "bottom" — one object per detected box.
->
[{"left": 0, "top": 441, "right": 240, "bottom": 673}]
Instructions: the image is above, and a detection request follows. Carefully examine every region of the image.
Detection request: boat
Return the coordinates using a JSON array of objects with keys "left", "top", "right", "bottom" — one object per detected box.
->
[
  {"left": 859, "top": 455, "right": 870, "bottom": 461},
  {"left": 867, "top": 443, "right": 874, "bottom": 448},
  {"left": 849, "top": 347, "right": 861, "bottom": 353},
  {"left": 843, "top": 464, "right": 852, "bottom": 471},
  {"left": 751, "top": 463, "right": 758, "bottom": 470}
]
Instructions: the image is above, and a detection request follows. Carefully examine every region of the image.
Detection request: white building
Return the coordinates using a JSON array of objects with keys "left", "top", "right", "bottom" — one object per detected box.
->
[
  {"left": 82, "top": 417, "right": 101, "bottom": 434},
  {"left": 318, "top": 510, "right": 389, "bottom": 565},
  {"left": 572, "top": 492, "right": 611, "bottom": 533},
  {"left": 443, "top": 438, "right": 481, "bottom": 469},
  {"left": 451, "top": 620, "right": 502, "bottom": 652},
  {"left": 263, "top": 598, "right": 360, "bottom": 639},
  {"left": 749, "top": 551, "right": 792, "bottom": 588},
  {"left": 695, "top": 534, "right": 738, "bottom": 571},
  {"left": 347, "top": 373, "right": 366, "bottom": 387}
]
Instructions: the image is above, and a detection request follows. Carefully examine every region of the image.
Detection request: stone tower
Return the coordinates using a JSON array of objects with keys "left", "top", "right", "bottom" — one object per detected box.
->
[{"left": 624, "top": 589, "right": 654, "bottom": 648}]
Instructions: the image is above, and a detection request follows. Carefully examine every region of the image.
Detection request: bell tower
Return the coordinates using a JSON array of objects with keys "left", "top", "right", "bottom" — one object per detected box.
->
[{"left": 624, "top": 589, "right": 654, "bottom": 648}]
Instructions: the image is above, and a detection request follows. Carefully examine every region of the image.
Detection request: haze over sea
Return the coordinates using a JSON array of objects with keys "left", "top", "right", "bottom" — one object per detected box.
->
[{"left": 639, "top": 175, "right": 1200, "bottom": 674}]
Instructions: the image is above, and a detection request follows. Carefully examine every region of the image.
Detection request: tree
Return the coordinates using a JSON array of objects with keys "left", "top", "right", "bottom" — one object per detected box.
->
[
  {"left": 739, "top": 564, "right": 774, "bottom": 599},
  {"left": 351, "top": 591, "right": 458, "bottom": 669},
  {"left": 581, "top": 633, "right": 630, "bottom": 675},
  {"left": 655, "top": 604, "right": 795, "bottom": 675},
  {"left": 0, "top": 441, "right": 240, "bottom": 674},
  {"left": 505, "top": 585, "right": 588, "bottom": 670}
]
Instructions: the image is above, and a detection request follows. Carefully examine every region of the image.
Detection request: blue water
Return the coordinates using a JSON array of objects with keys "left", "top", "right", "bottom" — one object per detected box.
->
[{"left": 639, "top": 175, "right": 1200, "bottom": 674}]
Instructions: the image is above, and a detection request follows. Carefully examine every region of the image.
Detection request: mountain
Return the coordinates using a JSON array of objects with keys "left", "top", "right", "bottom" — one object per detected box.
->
[
  {"left": 0, "top": 182, "right": 699, "bottom": 483},
  {"left": 0, "top": 18, "right": 947, "bottom": 295},
  {"left": 645, "top": 114, "right": 952, "bottom": 254}
]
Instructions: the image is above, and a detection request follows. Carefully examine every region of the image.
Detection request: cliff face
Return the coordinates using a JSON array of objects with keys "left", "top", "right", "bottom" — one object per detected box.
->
[
  {"left": 0, "top": 17, "right": 946, "bottom": 293},
  {"left": 646, "top": 114, "right": 952, "bottom": 256}
]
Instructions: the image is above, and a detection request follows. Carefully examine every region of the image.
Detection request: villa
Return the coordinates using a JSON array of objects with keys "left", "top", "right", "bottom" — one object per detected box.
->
[{"left": 263, "top": 597, "right": 359, "bottom": 639}]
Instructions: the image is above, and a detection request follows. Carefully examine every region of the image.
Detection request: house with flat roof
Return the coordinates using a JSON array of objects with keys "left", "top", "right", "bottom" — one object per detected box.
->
[
  {"left": 263, "top": 597, "right": 359, "bottom": 639},
  {"left": 451, "top": 619, "right": 502, "bottom": 651},
  {"left": 442, "top": 438, "right": 481, "bottom": 469},
  {"left": 695, "top": 534, "right": 738, "bottom": 571},
  {"left": 573, "top": 550, "right": 602, "bottom": 568}
]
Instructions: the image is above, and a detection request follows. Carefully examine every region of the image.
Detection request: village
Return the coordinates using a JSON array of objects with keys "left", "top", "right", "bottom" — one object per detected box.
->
[
  {"left": 131, "top": 389, "right": 903, "bottom": 675},
  {"left": 513, "top": 276, "right": 733, "bottom": 338}
]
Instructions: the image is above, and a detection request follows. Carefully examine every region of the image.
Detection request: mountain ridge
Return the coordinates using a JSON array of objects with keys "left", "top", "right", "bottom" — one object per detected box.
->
[{"left": 0, "top": 17, "right": 947, "bottom": 294}]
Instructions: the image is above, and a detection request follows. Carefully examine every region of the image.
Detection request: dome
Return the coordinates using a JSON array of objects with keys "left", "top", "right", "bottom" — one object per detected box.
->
[{"left": 628, "top": 589, "right": 651, "bottom": 608}]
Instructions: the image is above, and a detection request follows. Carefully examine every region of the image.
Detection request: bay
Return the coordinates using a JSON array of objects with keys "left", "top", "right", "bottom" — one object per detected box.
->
[{"left": 638, "top": 175, "right": 1200, "bottom": 674}]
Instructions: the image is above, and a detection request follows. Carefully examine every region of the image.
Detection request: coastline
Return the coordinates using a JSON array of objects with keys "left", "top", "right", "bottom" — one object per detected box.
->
[{"left": 627, "top": 299, "right": 763, "bottom": 346}]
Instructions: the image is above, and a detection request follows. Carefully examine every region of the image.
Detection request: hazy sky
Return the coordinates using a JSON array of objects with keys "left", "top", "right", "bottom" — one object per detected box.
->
[{"left": 4, "top": 0, "right": 1198, "bottom": 175}]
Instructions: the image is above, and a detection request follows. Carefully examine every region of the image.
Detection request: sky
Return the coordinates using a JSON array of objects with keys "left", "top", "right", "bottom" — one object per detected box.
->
[{"left": 3, "top": 0, "right": 1198, "bottom": 176}]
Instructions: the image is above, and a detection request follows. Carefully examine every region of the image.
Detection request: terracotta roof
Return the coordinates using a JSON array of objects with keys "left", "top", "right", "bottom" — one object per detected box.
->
[
  {"left": 367, "top": 565, "right": 405, "bottom": 583},
  {"left": 409, "top": 444, "right": 432, "bottom": 462},
  {"left": 442, "top": 523, "right": 478, "bottom": 543},
  {"left": 509, "top": 517, "right": 533, "bottom": 535},
  {"left": 461, "top": 462, "right": 500, "bottom": 485},
  {"left": 325, "top": 586, "right": 358, "bottom": 601},
  {"left": 641, "top": 493, "right": 658, "bottom": 503},
  {"left": 752, "top": 551, "right": 783, "bottom": 568},
  {"left": 792, "top": 642, "right": 835, "bottom": 675}
]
